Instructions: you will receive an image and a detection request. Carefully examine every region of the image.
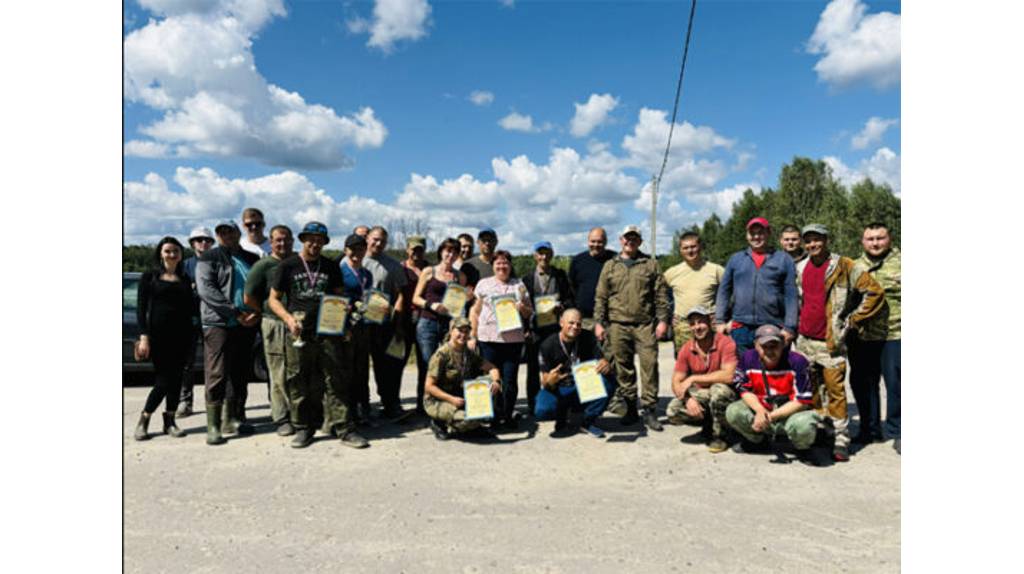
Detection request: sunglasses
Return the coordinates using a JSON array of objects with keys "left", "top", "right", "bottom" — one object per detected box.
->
[
  {"left": 192, "top": 237, "right": 214, "bottom": 244},
  {"left": 244, "top": 221, "right": 265, "bottom": 229}
]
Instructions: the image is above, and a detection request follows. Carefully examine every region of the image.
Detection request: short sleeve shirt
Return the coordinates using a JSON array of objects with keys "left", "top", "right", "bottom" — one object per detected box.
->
[
  {"left": 244, "top": 256, "right": 282, "bottom": 317},
  {"left": 673, "top": 333, "right": 737, "bottom": 377},
  {"left": 272, "top": 255, "right": 343, "bottom": 333},
  {"left": 537, "top": 330, "right": 606, "bottom": 387},
  {"left": 474, "top": 277, "right": 529, "bottom": 343},
  {"left": 363, "top": 253, "right": 409, "bottom": 300},
  {"left": 663, "top": 260, "right": 724, "bottom": 319},
  {"left": 427, "top": 343, "right": 486, "bottom": 395}
]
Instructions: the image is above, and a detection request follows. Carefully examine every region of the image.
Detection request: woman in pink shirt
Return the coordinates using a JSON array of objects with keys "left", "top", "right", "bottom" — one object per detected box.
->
[{"left": 469, "top": 250, "right": 533, "bottom": 429}]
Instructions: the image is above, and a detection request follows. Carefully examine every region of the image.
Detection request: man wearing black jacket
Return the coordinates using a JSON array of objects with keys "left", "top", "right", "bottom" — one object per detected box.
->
[
  {"left": 568, "top": 227, "right": 615, "bottom": 331},
  {"left": 523, "top": 241, "right": 574, "bottom": 414}
]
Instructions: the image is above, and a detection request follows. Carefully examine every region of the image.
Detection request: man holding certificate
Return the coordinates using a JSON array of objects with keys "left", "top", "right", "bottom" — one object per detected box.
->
[
  {"left": 536, "top": 309, "right": 615, "bottom": 438},
  {"left": 523, "top": 240, "right": 574, "bottom": 415},
  {"left": 424, "top": 317, "right": 501, "bottom": 440},
  {"left": 337, "top": 233, "right": 376, "bottom": 425},
  {"left": 363, "top": 226, "right": 411, "bottom": 421},
  {"left": 268, "top": 222, "right": 368, "bottom": 450}
]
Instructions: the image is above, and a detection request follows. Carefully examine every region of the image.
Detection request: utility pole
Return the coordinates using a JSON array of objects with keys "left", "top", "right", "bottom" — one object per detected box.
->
[{"left": 650, "top": 175, "right": 658, "bottom": 257}]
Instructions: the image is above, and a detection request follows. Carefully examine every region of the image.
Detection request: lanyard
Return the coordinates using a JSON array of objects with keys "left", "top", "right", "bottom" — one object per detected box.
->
[
  {"left": 300, "top": 256, "right": 321, "bottom": 293},
  {"left": 558, "top": 336, "right": 579, "bottom": 366}
]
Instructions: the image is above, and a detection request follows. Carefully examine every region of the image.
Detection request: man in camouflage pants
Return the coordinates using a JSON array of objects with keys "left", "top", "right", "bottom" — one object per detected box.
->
[{"left": 594, "top": 225, "right": 671, "bottom": 431}]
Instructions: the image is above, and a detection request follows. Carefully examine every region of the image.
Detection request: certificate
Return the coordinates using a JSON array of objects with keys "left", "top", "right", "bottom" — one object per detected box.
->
[
  {"left": 463, "top": 376, "right": 494, "bottom": 421},
  {"left": 385, "top": 333, "right": 406, "bottom": 360},
  {"left": 441, "top": 282, "right": 468, "bottom": 317},
  {"left": 316, "top": 295, "right": 350, "bottom": 336},
  {"left": 534, "top": 294, "right": 559, "bottom": 329},
  {"left": 362, "top": 289, "right": 391, "bottom": 324},
  {"left": 492, "top": 294, "right": 522, "bottom": 333},
  {"left": 573, "top": 360, "right": 607, "bottom": 403}
]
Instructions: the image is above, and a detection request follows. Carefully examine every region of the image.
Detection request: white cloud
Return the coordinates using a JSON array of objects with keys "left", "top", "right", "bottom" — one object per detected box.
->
[
  {"left": 851, "top": 116, "right": 898, "bottom": 150},
  {"left": 824, "top": 147, "right": 901, "bottom": 195},
  {"left": 124, "top": 140, "right": 172, "bottom": 159},
  {"left": 570, "top": 93, "right": 619, "bottom": 137},
  {"left": 348, "top": 0, "right": 432, "bottom": 53},
  {"left": 807, "top": 0, "right": 900, "bottom": 90},
  {"left": 690, "top": 182, "right": 763, "bottom": 218},
  {"left": 124, "top": 1, "right": 387, "bottom": 170},
  {"left": 621, "top": 108, "right": 734, "bottom": 172},
  {"left": 498, "top": 112, "right": 551, "bottom": 133},
  {"left": 468, "top": 90, "right": 495, "bottom": 106}
]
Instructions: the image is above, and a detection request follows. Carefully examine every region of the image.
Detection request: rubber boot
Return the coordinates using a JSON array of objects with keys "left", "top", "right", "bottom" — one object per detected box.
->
[
  {"left": 133, "top": 412, "right": 151, "bottom": 441},
  {"left": 162, "top": 412, "right": 186, "bottom": 438},
  {"left": 222, "top": 400, "right": 253, "bottom": 436},
  {"left": 206, "top": 401, "right": 226, "bottom": 445}
]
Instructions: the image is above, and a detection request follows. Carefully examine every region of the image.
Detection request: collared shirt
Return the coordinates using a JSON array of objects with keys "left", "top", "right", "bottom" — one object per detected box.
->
[
  {"left": 673, "top": 332, "right": 737, "bottom": 377},
  {"left": 857, "top": 248, "right": 901, "bottom": 341},
  {"left": 663, "top": 259, "right": 724, "bottom": 319}
]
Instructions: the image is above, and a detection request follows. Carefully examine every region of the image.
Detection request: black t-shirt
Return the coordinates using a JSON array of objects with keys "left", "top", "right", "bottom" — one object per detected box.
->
[
  {"left": 537, "top": 329, "right": 606, "bottom": 386},
  {"left": 272, "top": 254, "right": 343, "bottom": 331}
]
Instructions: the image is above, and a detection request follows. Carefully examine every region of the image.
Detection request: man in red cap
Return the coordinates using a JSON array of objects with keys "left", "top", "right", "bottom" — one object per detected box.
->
[{"left": 714, "top": 217, "right": 798, "bottom": 355}]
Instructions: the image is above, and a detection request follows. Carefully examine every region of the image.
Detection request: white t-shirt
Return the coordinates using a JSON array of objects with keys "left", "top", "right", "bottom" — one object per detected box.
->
[{"left": 240, "top": 237, "right": 271, "bottom": 257}]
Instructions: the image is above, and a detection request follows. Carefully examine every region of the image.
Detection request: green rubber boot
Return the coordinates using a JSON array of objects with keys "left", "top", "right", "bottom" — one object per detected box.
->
[{"left": 206, "top": 402, "right": 226, "bottom": 445}]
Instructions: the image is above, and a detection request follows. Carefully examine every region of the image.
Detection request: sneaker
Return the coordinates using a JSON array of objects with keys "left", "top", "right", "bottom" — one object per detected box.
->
[
  {"left": 276, "top": 422, "right": 296, "bottom": 437},
  {"left": 833, "top": 444, "right": 850, "bottom": 462},
  {"left": 430, "top": 420, "right": 451, "bottom": 441},
  {"left": 339, "top": 430, "right": 369, "bottom": 449},
  {"left": 707, "top": 438, "right": 729, "bottom": 453},
  {"left": 584, "top": 424, "right": 606, "bottom": 439},
  {"left": 290, "top": 428, "right": 314, "bottom": 449},
  {"left": 642, "top": 410, "right": 664, "bottom": 432},
  {"left": 175, "top": 403, "right": 193, "bottom": 418},
  {"left": 666, "top": 414, "right": 686, "bottom": 426}
]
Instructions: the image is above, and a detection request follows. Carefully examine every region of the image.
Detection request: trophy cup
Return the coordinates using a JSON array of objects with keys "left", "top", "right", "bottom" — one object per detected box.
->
[{"left": 291, "top": 310, "right": 307, "bottom": 348}]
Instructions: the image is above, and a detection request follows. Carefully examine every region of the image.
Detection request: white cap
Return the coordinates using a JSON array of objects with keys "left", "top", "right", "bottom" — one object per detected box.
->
[
  {"left": 620, "top": 224, "right": 642, "bottom": 238},
  {"left": 189, "top": 226, "right": 214, "bottom": 241}
]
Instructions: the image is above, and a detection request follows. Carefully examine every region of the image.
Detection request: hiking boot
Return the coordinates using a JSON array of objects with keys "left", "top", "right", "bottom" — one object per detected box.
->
[
  {"left": 339, "top": 429, "right": 369, "bottom": 449},
  {"left": 205, "top": 402, "right": 226, "bottom": 445},
  {"left": 175, "top": 402, "right": 193, "bottom": 418},
  {"left": 133, "top": 412, "right": 151, "bottom": 441},
  {"left": 707, "top": 438, "right": 729, "bottom": 453},
  {"left": 276, "top": 422, "right": 296, "bottom": 437},
  {"left": 290, "top": 428, "right": 314, "bottom": 448},
  {"left": 162, "top": 412, "right": 186, "bottom": 438},
  {"left": 642, "top": 410, "right": 663, "bottom": 432},
  {"left": 833, "top": 444, "right": 850, "bottom": 462},
  {"left": 430, "top": 419, "right": 451, "bottom": 441},
  {"left": 620, "top": 404, "right": 639, "bottom": 426}
]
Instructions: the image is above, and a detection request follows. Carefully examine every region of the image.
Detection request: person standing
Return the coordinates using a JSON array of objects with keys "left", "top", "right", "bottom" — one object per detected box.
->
[
  {"left": 593, "top": 225, "right": 671, "bottom": 431},
  {"left": 663, "top": 231, "right": 723, "bottom": 354},
  {"left": 779, "top": 224, "right": 807, "bottom": 263},
  {"left": 362, "top": 226, "right": 411, "bottom": 420},
  {"left": 338, "top": 233, "right": 375, "bottom": 424},
  {"left": 412, "top": 238, "right": 469, "bottom": 395},
  {"left": 243, "top": 224, "right": 295, "bottom": 435},
  {"left": 176, "top": 225, "right": 213, "bottom": 418},
  {"left": 239, "top": 207, "right": 271, "bottom": 257},
  {"left": 794, "top": 224, "right": 885, "bottom": 462},
  {"left": 196, "top": 221, "right": 260, "bottom": 445},
  {"left": 269, "top": 222, "right": 368, "bottom": 449},
  {"left": 714, "top": 217, "right": 799, "bottom": 355},
  {"left": 183, "top": 226, "right": 214, "bottom": 284},
  {"left": 462, "top": 228, "right": 500, "bottom": 285},
  {"left": 568, "top": 227, "right": 616, "bottom": 331},
  {"left": 848, "top": 222, "right": 901, "bottom": 454},
  {"left": 523, "top": 240, "right": 574, "bottom": 415},
  {"left": 133, "top": 237, "right": 199, "bottom": 440},
  {"left": 454, "top": 233, "right": 480, "bottom": 289},
  {"left": 400, "top": 236, "right": 430, "bottom": 414}
]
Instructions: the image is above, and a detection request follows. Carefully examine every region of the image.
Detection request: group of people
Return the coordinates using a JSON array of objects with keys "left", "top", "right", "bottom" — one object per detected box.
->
[{"left": 131, "top": 208, "right": 901, "bottom": 465}]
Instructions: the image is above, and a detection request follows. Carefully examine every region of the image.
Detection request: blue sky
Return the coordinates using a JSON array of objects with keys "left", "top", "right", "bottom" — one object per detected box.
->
[{"left": 123, "top": 0, "right": 900, "bottom": 253}]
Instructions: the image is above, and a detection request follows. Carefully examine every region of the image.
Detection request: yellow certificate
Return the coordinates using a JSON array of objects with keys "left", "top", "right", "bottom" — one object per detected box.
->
[
  {"left": 385, "top": 333, "right": 405, "bottom": 360},
  {"left": 316, "top": 295, "right": 350, "bottom": 336},
  {"left": 441, "top": 282, "right": 468, "bottom": 317},
  {"left": 492, "top": 294, "right": 522, "bottom": 333},
  {"left": 363, "top": 289, "right": 391, "bottom": 324},
  {"left": 534, "top": 294, "right": 559, "bottom": 328},
  {"left": 573, "top": 360, "right": 607, "bottom": 403},
  {"left": 463, "top": 376, "right": 494, "bottom": 420}
]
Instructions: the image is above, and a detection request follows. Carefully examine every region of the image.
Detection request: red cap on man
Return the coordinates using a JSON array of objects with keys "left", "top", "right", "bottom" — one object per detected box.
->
[{"left": 746, "top": 217, "right": 770, "bottom": 230}]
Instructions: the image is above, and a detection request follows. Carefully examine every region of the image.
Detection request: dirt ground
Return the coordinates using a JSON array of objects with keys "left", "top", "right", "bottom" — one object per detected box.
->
[{"left": 123, "top": 342, "right": 900, "bottom": 573}]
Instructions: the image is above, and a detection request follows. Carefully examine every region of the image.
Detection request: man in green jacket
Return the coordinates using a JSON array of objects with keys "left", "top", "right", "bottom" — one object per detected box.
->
[{"left": 594, "top": 225, "right": 671, "bottom": 431}]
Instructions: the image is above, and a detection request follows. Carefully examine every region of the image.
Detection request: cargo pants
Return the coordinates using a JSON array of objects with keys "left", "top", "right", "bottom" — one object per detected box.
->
[
  {"left": 796, "top": 335, "right": 850, "bottom": 449},
  {"left": 725, "top": 400, "right": 821, "bottom": 450},
  {"left": 284, "top": 333, "right": 352, "bottom": 434},
  {"left": 423, "top": 396, "right": 484, "bottom": 433},
  {"left": 665, "top": 383, "right": 736, "bottom": 438},
  {"left": 606, "top": 321, "right": 660, "bottom": 412},
  {"left": 261, "top": 317, "right": 290, "bottom": 425}
]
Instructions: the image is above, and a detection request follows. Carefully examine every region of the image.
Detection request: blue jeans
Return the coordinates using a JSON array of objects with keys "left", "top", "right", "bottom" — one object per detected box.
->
[
  {"left": 729, "top": 324, "right": 757, "bottom": 356},
  {"left": 534, "top": 374, "right": 616, "bottom": 426},
  {"left": 478, "top": 341, "right": 523, "bottom": 421},
  {"left": 849, "top": 335, "right": 901, "bottom": 439},
  {"left": 416, "top": 316, "right": 450, "bottom": 366},
  {"left": 880, "top": 340, "right": 901, "bottom": 438}
]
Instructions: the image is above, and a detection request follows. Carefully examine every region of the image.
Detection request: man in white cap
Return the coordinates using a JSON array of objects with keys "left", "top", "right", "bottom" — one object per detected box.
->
[
  {"left": 176, "top": 225, "right": 215, "bottom": 417},
  {"left": 593, "top": 225, "right": 671, "bottom": 431}
]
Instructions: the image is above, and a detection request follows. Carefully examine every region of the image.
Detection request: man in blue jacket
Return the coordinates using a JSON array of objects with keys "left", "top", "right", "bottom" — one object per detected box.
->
[{"left": 714, "top": 217, "right": 798, "bottom": 355}]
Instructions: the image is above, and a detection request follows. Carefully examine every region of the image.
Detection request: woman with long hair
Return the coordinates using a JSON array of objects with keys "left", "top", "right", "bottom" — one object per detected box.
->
[{"left": 133, "top": 236, "right": 199, "bottom": 440}]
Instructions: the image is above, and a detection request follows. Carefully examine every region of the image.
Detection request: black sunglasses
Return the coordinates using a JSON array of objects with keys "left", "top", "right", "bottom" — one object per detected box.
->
[{"left": 244, "top": 221, "right": 265, "bottom": 229}]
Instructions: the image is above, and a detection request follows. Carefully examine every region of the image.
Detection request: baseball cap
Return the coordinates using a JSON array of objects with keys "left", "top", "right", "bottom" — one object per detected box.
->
[
  {"left": 754, "top": 324, "right": 784, "bottom": 345},
  {"left": 189, "top": 226, "right": 214, "bottom": 241},
  {"left": 801, "top": 223, "right": 829, "bottom": 238},
  {"left": 214, "top": 220, "right": 239, "bottom": 233},
  {"left": 533, "top": 241, "right": 553, "bottom": 253},
  {"left": 451, "top": 317, "right": 472, "bottom": 331},
  {"left": 620, "top": 224, "right": 642, "bottom": 238},
  {"left": 478, "top": 227, "right": 498, "bottom": 239},
  {"left": 345, "top": 233, "right": 368, "bottom": 249},
  {"left": 746, "top": 217, "right": 770, "bottom": 230},
  {"left": 406, "top": 235, "right": 426, "bottom": 249},
  {"left": 297, "top": 221, "right": 329, "bottom": 242},
  {"left": 685, "top": 305, "right": 712, "bottom": 319}
]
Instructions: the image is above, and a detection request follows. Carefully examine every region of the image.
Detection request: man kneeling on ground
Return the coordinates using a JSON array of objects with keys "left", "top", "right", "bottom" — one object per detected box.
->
[
  {"left": 725, "top": 325, "right": 826, "bottom": 464},
  {"left": 424, "top": 317, "right": 502, "bottom": 440},
  {"left": 536, "top": 308, "right": 616, "bottom": 438},
  {"left": 665, "top": 306, "right": 737, "bottom": 453}
]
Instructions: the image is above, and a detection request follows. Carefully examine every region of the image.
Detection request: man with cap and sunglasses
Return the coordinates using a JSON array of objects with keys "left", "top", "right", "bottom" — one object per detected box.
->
[
  {"left": 593, "top": 225, "right": 671, "bottom": 431},
  {"left": 268, "top": 222, "right": 368, "bottom": 449},
  {"left": 523, "top": 240, "right": 574, "bottom": 415},
  {"left": 795, "top": 223, "right": 885, "bottom": 461},
  {"left": 176, "top": 225, "right": 214, "bottom": 418},
  {"left": 714, "top": 217, "right": 799, "bottom": 355},
  {"left": 196, "top": 220, "right": 261, "bottom": 445},
  {"left": 725, "top": 324, "right": 827, "bottom": 465}
]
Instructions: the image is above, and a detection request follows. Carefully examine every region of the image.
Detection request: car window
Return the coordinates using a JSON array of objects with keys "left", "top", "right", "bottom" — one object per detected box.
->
[{"left": 123, "top": 277, "right": 139, "bottom": 311}]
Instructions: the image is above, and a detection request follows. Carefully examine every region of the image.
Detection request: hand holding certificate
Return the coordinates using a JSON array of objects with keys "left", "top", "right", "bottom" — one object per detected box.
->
[
  {"left": 534, "top": 294, "right": 559, "bottom": 329},
  {"left": 362, "top": 289, "right": 391, "bottom": 324},
  {"left": 573, "top": 360, "right": 608, "bottom": 403},
  {"left": 441, "top": 282, "right": 468, "bottom": 317},
  {"left": 492, "top": 294, "right": 522, "bottom": 333},
  {"left": 463, "top": 376, "right": 495, "bottom": 420},
  {"left": 316, "top": 295, "right": 350, "bottom": 336}
]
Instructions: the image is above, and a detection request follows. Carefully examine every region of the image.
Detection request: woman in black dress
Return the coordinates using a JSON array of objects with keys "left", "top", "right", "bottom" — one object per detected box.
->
[{"left": 133, "top": 236, "right": 199, "bottom": 440}]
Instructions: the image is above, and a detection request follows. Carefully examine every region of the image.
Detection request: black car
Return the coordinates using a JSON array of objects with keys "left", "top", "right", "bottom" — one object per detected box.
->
[{"left": 122, "top": 272, "right": 267, "bottom": 383}]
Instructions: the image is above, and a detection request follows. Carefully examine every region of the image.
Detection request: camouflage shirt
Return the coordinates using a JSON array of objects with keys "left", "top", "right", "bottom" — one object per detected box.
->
[
  {"left": 593, "top": 253, "right": 671, "bottom": 325},
  {"left": 427, "top": 342, "right": 487, "bottom": 395},
  {"left": 856, "top": 248, "right": 901, "bottom": 341}
]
